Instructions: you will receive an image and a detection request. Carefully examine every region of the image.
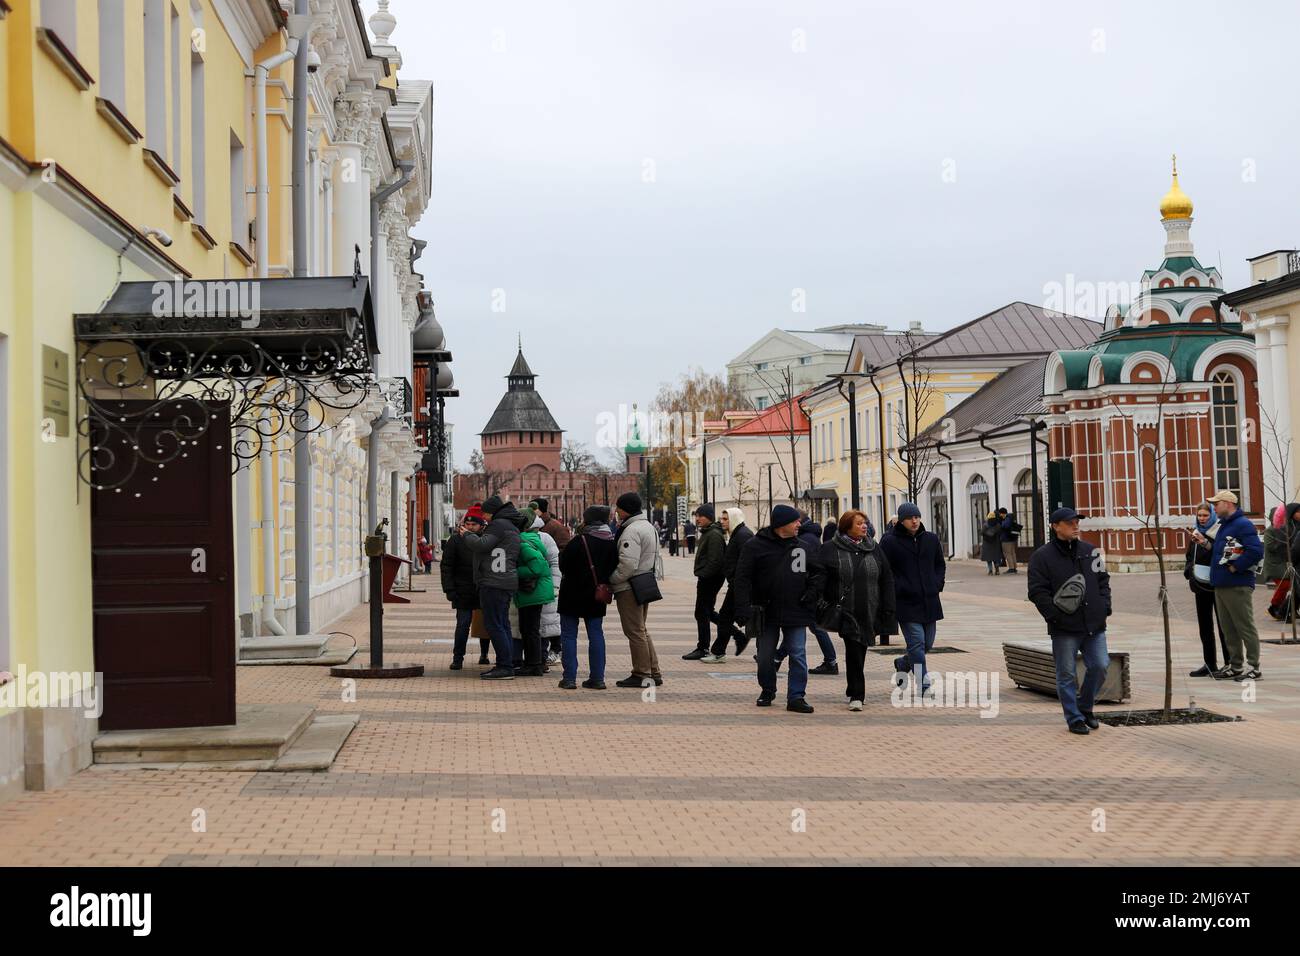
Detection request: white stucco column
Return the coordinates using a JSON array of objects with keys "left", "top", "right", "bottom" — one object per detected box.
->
[
  {"left": 1268, "top": 319, "right": 1291, "bottom": 446},
  {"left": 1247, "top": 319, "right": 1275, "bottom": 433},
  {"left": 330, "top": 142, "right": 369, "bottom": 278}
]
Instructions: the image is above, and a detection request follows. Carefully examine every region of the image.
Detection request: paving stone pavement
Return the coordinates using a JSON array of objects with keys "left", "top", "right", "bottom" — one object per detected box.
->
[{"left": 2, "top": 552, "right": 1298, "bottom": 866}]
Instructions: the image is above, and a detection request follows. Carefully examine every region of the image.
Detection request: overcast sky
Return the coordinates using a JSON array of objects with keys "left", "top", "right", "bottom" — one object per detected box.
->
[{"left": 362, "top": 0, "right": 1300, "bottom": 467}]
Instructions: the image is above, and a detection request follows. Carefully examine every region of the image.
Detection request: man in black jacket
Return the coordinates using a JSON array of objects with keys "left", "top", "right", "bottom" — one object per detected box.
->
[
  {"left": 879, "top": 502, "right": 944, "bottom": 693},
  {"left": 684, "top": 504, "right": 727, "bottom": 660},
  {"left": 1027, "top": 508, "right": 1113, "bottom": 735},
  {"left": 705, "top": 507, "right": 753, "bottom": 661},
  {"left": 463, "top": 495, "right": 524, "bottom": 680},
  {"left": 733, "top": 505, "right": 824, "bottom": 713},
  {"left": 442, "top": 506, "right": 488, "bottom": 669}
]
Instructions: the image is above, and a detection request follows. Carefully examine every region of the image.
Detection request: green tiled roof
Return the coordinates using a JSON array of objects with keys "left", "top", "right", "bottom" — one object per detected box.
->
[{"left": 1054, "top": 326, "right": 1251, "bottom": 389}]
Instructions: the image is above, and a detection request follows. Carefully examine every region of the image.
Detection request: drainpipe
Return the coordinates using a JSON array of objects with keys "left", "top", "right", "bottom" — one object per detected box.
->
[
  {"left": 935, "top": 440, "right": 956, "bottom": 558},
  {"left": 254, "top": 27, "right": 304, "bottom": 277},
  {"left": 289, "top": 2, "right": 314, "bottom": 633},
  {"left": 868, "top": 369, "right": 888, "bottom": 529},
  {"left": 370, "top": 162, "right": 415, "bottom": 302},
  {"left": 260, "top": 436, "right": 286, "bottom": 635},
  {"left": 291, "top": 0, "right": 310, "bottom": 277},
  {"left": 293, "top": 398, "right": 313, "bottom": 635},
  {"left": 979, "top": 431, "right": 1000, "bottom": 508}
]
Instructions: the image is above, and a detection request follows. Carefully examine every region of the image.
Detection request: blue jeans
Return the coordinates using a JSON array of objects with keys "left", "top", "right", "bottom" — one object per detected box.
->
[
  {"left": 758, "top": 623, "right": 807, "bottom": 702},
  {"left": 478, "top": 586, "right": 515, "bottom": 667},
  {"left": 560, "top": 614, "right": 606, "bottom": 683},
  {"left": 1051, "top": 631, "right": 1110, "bottom": 727},
  {"left": 895, "top": 621, "right": 937, "bottom": 689},
  {"left": 452, "top": 607, "right": 473, "bottom": 662},
  {"left": 774, "top": 625, "right": 836, "bottom": 665},
  {"left": 810, "top": 625, "right": 837, "bottom": 664}
]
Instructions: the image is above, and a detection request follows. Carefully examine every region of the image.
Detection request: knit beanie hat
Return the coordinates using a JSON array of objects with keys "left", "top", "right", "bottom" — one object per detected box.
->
[
  {"left": 771, "top": 504, "right": 800, "bottom": 528},
  {"left": 616, "top": 492, "right": 642, "bottom": 514}
]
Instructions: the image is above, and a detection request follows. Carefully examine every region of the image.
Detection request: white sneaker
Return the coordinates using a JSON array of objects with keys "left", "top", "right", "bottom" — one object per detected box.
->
[
  {"left": 701, "top": 653, "right": 726, "bottom": 663},
  {"left": 546, "top": 650, "right": 560, "bottom": 665},
  {"left": 848, "top": 700, "right": 864, "bottom": 712}
]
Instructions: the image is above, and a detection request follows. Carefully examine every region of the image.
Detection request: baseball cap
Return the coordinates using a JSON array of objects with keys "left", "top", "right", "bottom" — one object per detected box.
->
[
  {"left": 1049, "top": 507, "right": 1087, "bottom": 523},
  {"left": 1207, "top": 490, "right": 1239, "bottom": 505}
]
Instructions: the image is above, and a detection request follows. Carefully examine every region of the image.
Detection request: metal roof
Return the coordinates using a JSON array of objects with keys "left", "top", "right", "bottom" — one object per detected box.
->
[
  {"left": 921, "top": 358, "right": 1049, "bottom": 441},
  {"left": 908, "top": 302, "right": 1100, "bottom": 359},
  {"left": 481, "top": 348, "right": 561, "bottom": 435}
]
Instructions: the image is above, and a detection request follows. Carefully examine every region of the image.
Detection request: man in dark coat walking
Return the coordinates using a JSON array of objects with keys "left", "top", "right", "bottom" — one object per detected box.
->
[
  {"left": 442, "top": 505, "right": 488, "bottom": 669},
  {"left": 733, "top": 505, "right": 824, "bottom": 713},
  {"left": 1027, "top": 507, "right": 1113, "bottom": 734},
  {"left": 704, "top": 507, "right": 753, "bottom": 661},
  {"left": 684, "top": 504, "right": 727, "bottom": 659},
  {"left": 879, "top": 502, "right": 945, "bottom": 694},
  {"left": 463, "top": 495, "right": 524, "bottom": 680},
  {"left": 798, "top": 515, "right": 838, "bottom": 674}
]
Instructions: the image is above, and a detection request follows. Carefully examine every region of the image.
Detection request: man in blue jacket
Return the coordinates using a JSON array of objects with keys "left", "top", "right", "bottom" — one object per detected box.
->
[
  {"left": 1027, "top": 508, "right": 1112, "bottom": 735},
  {"left": 1200, "top": 490, "right": 1264, "bottom": 681}
]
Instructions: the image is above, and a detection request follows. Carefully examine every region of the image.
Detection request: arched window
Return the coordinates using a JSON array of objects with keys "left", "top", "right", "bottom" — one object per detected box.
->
[
  {"left": 1013, "top": 469, "right": 1036, "bottom": 540},
  {"left": 929, "top": 478, "right": 949, "bottom": 547},
  {"left": 1211, "top": 368, "right": 1244, "bottom": 505},
  {"left": 967, "top": 474, "right": 989, "bottom": 558}
]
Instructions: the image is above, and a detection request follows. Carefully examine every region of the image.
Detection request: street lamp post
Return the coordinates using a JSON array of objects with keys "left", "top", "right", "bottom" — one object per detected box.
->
[
  {"left": 764, "top": 461, "right": 775, "bottom": 520},
  {"left": 830, "top": 373, "right": 861, "bottom": 511}
]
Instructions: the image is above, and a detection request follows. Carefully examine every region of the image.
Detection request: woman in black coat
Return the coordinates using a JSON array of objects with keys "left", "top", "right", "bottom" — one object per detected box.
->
[
  {"left": 1268, "top": 502, "right": 1300, "bottom": 623},
  {"left": 555, "top": 506, "right": 619, "bottom": 690},
  {"left": 1183, "top": 502, "right": 1229, "bottom": 675},
  {"left": 979, "top": 513, "right": 1003, "bottom": 574},
  {"left": 817, "top": 510, "right": 896, "bottom": 711},
  {"left": 442, "top": 518, "right": 486, "bottom": 669}
]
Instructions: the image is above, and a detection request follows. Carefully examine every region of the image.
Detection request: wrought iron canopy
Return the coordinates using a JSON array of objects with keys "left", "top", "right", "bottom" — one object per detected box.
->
[{"left": 73, "top": 277, "right": 381, "bottom": 490}]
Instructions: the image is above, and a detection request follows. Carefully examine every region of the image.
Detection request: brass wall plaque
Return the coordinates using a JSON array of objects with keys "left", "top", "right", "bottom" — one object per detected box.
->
[{"left": 42, "top": 345, "right": 70, "bottom": 437}]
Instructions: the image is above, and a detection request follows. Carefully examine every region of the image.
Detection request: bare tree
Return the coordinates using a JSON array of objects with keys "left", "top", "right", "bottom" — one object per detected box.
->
[
  {"left": 888, "top": 333, "right": 944, "bottom": 504},
  {"left": 1105, "top": 343, "right": 1185, "bottom": 716},
  {"left": 733, "top": 463, "right": 759, "bottom": 521},
  {"left": 560, "top": 440, "right": 597, "bottom": 473},
  {"left": 1260, "top": 406, "right": 1299, "bottom": 644},
  {"left": 742, "top": 363, "right": 802, "bottom": 501}
]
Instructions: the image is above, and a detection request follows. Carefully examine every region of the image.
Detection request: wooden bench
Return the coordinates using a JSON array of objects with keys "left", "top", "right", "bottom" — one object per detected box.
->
[{"left": 1003, "top": 641, "right": 1131, "bottom": 703}]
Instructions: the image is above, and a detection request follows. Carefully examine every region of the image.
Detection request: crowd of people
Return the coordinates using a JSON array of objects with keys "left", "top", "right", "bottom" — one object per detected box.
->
[{"left": 436, "top": 486, "right": 1294, "bottom": 735}]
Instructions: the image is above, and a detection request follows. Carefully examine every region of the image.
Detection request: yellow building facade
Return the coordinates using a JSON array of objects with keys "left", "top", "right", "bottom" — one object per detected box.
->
[{"left": 1, "top": 0, "right": 432, "bottom": 800}]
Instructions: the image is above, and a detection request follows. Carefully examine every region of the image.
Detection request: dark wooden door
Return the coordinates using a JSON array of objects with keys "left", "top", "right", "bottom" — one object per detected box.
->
[{"left": 91, "top": 400, "right": 236, "bottom": 730}]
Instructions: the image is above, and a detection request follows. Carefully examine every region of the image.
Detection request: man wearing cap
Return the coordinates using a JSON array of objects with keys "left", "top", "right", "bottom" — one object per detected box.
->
[
  {"left": 462, "top": 495, "right": 525, "bottom": 680},
  {"left": 609, "top": 492, "right": 665, "bottom": 687},
  {"left": 1027, "top": 508, "right": 1113, "bottom": 735},
  {"left": 684, "top": 503, "right": 726, "bottom": 660},
  {"left": 442, "top": 505, "right": 490, "bottom": 669},
  {"left": 733, "top": 504, "right": 824, "bottom": 713},
  {"left": 1199, "top": 490, "right": 1264, "bottom": 681},
  {"left": 529, "top": 497, "right": 573, "bottom": 549},
  {"left": 879, "top": 501, "right": 945, "bottom": 693}
]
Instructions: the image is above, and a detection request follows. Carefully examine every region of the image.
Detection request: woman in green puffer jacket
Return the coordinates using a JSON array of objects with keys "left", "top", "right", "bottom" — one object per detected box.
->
[{"left": 512, "top": 514, "right": 555, "bottom": 675}]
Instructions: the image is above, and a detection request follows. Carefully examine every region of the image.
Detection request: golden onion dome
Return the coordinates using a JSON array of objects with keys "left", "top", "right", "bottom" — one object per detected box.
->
[{"left": 1160, "top": 154, "right": 1193, "bottom": 220}]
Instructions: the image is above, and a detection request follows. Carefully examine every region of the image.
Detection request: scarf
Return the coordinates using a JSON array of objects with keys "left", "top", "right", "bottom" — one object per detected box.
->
[
  {"left": 582, "top": 523, "right": 614, "bottom": 541},
  {"left": 1195, "top": 513, "right": 1217, "bottom": 535},
  {"left": 832, "top": 533, "right": 879, "bottom": 645}
]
